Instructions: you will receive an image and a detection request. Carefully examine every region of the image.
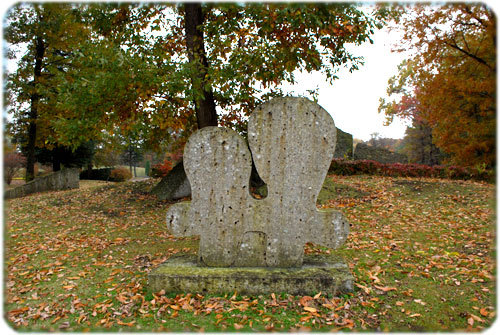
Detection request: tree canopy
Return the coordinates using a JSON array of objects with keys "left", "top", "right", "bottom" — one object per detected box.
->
[
  {"left": 5, "top": 3, "right": 388, "bottom": 175},
  {"left": 379, "top": 3, "right": 495, "bottom": 168}
]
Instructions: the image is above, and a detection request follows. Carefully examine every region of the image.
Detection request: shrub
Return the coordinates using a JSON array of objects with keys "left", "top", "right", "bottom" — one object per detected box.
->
[
  {"left": 110, "top": 167, "right": 132, "bottom": 182},
  {"left": 328, "top": 158, "right": 493, "bottom": 182},
  {"left": 145, "top": 161, "right": 151, "bottom": 177},
  {"left": 151, "top": 160, "right": 173, "bottom": 178},
  {"left": 80, "top": 168, "right": 112, "bottom": 181},
  {"left": 4, "top": 152, "right": 26, "bottom": 185}
]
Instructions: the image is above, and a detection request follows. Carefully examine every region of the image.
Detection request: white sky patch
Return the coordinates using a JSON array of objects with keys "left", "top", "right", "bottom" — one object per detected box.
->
[{"left": 280, "top": 26, "right": 410, "bottom": 141}]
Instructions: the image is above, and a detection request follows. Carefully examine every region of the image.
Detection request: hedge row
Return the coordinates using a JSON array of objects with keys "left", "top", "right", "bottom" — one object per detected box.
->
[
  {"left": 80, "top": 167, "right": 132, "bottom": 182},
  {"left": 328, "top": 159, "right": 494, "bottom": 182}
]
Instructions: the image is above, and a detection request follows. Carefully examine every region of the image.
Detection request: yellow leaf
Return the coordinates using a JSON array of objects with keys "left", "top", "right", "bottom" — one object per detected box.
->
[{"left": 304, "top": 306, "right": 317, "bottom": 313}]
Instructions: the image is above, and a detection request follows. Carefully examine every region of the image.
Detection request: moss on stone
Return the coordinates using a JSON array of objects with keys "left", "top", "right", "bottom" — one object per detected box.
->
[{"left": 148, "top": 253, "right": 353, "bottom": 295}]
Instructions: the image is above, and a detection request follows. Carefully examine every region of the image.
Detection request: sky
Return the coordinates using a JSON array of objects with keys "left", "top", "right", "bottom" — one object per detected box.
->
[
  {"left": 1, "top": 2, "right": 410, "bottom": 142},
  {"left": 280, "top": 26, "right": 410, "bottom": 141}
]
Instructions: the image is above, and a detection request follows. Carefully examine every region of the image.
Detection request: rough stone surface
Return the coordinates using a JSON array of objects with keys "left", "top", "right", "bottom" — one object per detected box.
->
[
  {"left": 4, "top": 168, "right": 80, "bottom": 200},
  {"left": 353, "top": 143, "right": 408, "bottom": 164},
  {"left": 150, "top": 161, "right": 191, "bottom": 201},
  {"left": 333, "top": 127, "right": 353, "bottom": 159},
  {"left": 166, "top": 97, "right": 349, "bottom": 268},
  {"left": 149, "top": 253, "right": 354, "bottom": 295}
]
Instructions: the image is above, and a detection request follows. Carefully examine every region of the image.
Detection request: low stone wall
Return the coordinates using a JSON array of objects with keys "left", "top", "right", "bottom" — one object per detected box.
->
[
  {"left": 353, "top": 143, "right": 407, "bottom": 164},
  {"left": 4, "top": 168, "right": 80, "bottom": 200}
]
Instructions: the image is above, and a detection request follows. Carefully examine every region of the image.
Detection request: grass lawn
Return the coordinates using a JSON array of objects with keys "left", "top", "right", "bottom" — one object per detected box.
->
[{"left": 3, "top": 175, "right": 495, "bottom": 331}]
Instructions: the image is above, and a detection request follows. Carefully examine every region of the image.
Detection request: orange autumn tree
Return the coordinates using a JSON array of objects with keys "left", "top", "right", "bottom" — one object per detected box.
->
[{"left": 379, "top": 4, "right": 495, "bottom": 168}]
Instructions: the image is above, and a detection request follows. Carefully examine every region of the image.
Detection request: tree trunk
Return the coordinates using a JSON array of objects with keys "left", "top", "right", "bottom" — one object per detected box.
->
[
  {"left": 184, "top": 3, "right": 218, "bottom": 129},
  {"left": 128, "top": 147, "right": 133, "bottom": 174},
  {"left": 26, "top": 36, "right": 45, "bottom": 181},
  {"left": 151, "top": 5, "right": 220, "bottom": 199}
]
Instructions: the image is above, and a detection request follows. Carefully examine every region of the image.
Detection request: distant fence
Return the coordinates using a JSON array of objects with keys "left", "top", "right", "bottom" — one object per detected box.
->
[{"left": 4, "top": 168, "right": 80, "bottom": 200}]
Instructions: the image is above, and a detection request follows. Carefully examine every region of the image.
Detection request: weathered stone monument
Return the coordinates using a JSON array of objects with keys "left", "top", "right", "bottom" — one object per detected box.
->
[{"left": 149, "top": 97, "right": 353, "bottom": 295}]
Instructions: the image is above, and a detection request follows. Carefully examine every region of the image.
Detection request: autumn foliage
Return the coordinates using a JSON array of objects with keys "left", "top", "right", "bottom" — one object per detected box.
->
[
  {"left": 150, "top": 151, "right": 183, "bottom": 178},
  {"left": 150, "top": 161, "right": 173, "bottom": 178},
  {"left": 380, "top": 4, "right": 495, "bottom": 168}
]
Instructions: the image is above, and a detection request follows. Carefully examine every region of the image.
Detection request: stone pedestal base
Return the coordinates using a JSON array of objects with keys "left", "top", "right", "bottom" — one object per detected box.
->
[{"left": 148, "top": 253, "right": 353, "bottom": 296}]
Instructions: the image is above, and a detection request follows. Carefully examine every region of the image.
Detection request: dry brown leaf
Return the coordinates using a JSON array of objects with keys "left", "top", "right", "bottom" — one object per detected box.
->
[
  {"left": 304, "top": 306, "right": 317, "bottom": 313},
  {"left": 233, "top": 323, "right": 244, "bottom": 330},
  {"left": 299, "top": 296, "right": 313, "bottom": 307},
  {"left": 374, "top": 285, "right": 397, "bottom": 292}
]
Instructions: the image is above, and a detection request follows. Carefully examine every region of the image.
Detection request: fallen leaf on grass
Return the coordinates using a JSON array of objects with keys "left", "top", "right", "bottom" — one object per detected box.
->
[
  {"left": 355, "top": 283, "right": 371, "bottom": 294},
  {"left": 117, "top": 320, "right": 136, "bottom": 327},
  {"left": 374, "top": 285, "right": 397, "bottom": 292},
  {"left": 299, "top": 296, "right": 313, "bottom": 307},
  {"left": 59, "top": 322, "right": 70, "bottom": 329},
  {"left": 470, "top": 314, "right": 484, "bottom": 323},
  {"left": 303, "top": 306, "right": 317, "bottom": 313},
  {"left": 480, "top": 308, "right": 489, "bottom": 317},
  {"left": 233, "top": 323, "right": 244, "bottom": 329},
  {"left": 9, "top": 307, "right": 29, "bottom": 316}
]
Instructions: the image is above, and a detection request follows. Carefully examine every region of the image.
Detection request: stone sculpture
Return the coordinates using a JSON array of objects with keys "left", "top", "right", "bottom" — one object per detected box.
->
[{"left": 165, "top": 97, "right": 349, "bottom": 268}]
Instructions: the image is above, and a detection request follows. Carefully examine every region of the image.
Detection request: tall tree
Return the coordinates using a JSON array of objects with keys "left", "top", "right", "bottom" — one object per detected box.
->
[
  {"left": 183, "top": 3, "right": 217, "bottom": 129},
  {"left": 52, "top": 3, "right": 388, "bottom": 142},
  {"left": 379, "top": 4, "right": 495, "bottom": 167},
  {"left": 5, "top": 4, "right": 91, "bottom": 180},
  {"left": 6, "top": 3, "right": 389, "bottom": 178},
  {"left": 400, "top": 120, "right": 443, "bottom": 166}
]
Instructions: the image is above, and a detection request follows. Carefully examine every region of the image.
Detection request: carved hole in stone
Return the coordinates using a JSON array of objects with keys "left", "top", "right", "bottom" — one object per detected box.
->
[{"left": 250, "top": 183, "right": 267, "bottom": 200}]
